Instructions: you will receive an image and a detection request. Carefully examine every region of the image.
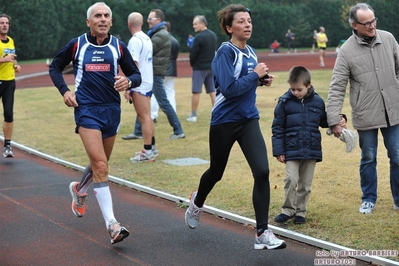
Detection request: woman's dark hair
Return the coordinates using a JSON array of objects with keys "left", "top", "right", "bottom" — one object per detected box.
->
[{"left": 216, "top": 4, "right": 250, "bottom": 38}]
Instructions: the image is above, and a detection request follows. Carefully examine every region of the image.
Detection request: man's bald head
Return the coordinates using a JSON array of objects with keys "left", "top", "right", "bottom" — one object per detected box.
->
[{"left": 128, "top": 12, "right": 143, "bottom": 27}]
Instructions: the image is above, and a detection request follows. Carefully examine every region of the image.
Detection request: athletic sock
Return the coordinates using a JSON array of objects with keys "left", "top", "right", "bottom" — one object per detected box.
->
[
  {"left": 77, "top": 164, "right": 93, "bottom": 194},
  {"left": 257, "top": 225, "right": 268, "bottom": 237},
  {"left": 93, "top": 182, "right": 116, "bottom": 228},
  {"left": 4, "top": 139, "right": 11, "bottom": 147},
  {"left": 191, "top": 111, "right": 197, "bottom": 117},
  {"left": 144, "top": 144, "right": 152, "bottom": 155}
]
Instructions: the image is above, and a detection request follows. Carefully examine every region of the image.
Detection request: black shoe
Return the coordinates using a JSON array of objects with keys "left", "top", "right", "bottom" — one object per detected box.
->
[
  {"left": 274, "top": 213, "right": 293, "bottom": 223},
  {"left": 153, "top": 119, "right": 157, "bottom": 123},
  {"left": 294, "top": 216, "right": 306, "bottom": 224}
]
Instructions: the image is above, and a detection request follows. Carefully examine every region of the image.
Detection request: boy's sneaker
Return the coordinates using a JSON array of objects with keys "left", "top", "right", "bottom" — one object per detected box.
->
[
  {"left": 274, "top": 213, "right": 293, "bottom": 223},
  {"left": 359, "top": 201, "right": 375, "bottom": 214},
  {"left": 130, "top": 150, "right": 156, "bottom": 163},
  {"left": 108, "top": 219, "right": 129, "bottom": 244},
  {"left": 254, "top": 229, "right": 287, "bottom": 250},
  {"left": 185, "top": 191, "right": 203, "bottom": 229},
  {"left": 186, "top": 116, "right": 197, "bottom": 122},
  {"left": 394, "top": 202, "right": 399, "bottom": 210},
  {"left": 3, "top": 145, "right": 14, "bottom": 158},
  {"left": 69, "top": 181, "right": 88, "bottom": 218},
  {"left": 170, "top": 133, "right": 186, "bottom": 139}
]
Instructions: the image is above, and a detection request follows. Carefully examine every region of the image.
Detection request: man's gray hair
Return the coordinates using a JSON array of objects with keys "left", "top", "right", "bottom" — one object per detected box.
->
[
  {"left": 87, "top": 2, "right": 112, "bottom": 19},
  {"left": 348, "top": 3, "right": 374, "bottom": 24},
  {"left": 195, "top": 15, "right": 207, "bottom": 26}
]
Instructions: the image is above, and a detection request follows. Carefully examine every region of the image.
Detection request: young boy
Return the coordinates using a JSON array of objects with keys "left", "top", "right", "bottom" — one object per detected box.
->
[{"left": 271, "top": 66, "right": 344, "bottom": 224}]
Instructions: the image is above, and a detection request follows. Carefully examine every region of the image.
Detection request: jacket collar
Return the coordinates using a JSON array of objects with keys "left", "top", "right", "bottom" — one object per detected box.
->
[{"left": 353, "top": 29, "right": 381, "bottom": 46}]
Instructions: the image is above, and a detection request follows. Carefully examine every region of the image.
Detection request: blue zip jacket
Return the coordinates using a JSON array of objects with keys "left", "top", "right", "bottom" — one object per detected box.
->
[
  {"left": 211, "top": 42, "right": 260, "bottom": 126},
  {"left": 272, "top": 86, "right": 328, "bottom": 162}
]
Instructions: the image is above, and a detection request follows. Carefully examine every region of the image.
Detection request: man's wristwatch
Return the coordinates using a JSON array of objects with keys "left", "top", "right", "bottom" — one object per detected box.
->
[{"left": 126, "top": 77, "right": 132, "bottom": 89}]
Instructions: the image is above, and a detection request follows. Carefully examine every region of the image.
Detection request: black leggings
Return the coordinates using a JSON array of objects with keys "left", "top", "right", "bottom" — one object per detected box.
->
[
  {"left": 195, "top": 119, "right": 271, "bottom": 228},
  {"left": 0, "top": 80, "right": 15, "bottom": 122}
]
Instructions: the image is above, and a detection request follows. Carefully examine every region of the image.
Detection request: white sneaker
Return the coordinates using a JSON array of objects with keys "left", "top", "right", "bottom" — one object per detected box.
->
[
  {"left": 135, "top": 148, "right": 159, "bottom": 157},
  {"left": 130, "top": 150, "right": 156, "bottom": 163},
  {"left": 3, "top": 145, "right": 14, "bottom": 158},
  {"left": 394, "top": 203, "right": 399, "bottom": 210},
  {"left": 359, "top": 202, "right": 375, "bottom": 214},
  {"left": 254, "top": 229, "right": 286, "bottom": 250},
  {"left": 185, "top": 191, "right": 203, "bottom": 229},
  {"left": 108, "top": 219, "right": 129, "bottom": 244},
  {"left": 186, "top": 116, "right": 197, "bottom": 122}
]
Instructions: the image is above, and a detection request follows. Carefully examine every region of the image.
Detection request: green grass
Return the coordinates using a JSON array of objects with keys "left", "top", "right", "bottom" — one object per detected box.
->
[{"left": 10, "top": 70, "right": 399, "bottom": 261}]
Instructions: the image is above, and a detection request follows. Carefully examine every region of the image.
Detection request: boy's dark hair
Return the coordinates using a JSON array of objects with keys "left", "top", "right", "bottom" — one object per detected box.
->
[{"left": 287, "top": 66, "right": 311, "bottom": 86}]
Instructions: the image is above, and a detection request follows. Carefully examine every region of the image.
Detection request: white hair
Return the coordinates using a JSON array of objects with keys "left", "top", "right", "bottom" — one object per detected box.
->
[{"left": 87, "top": 2, "right": 112, "bottom": 19}]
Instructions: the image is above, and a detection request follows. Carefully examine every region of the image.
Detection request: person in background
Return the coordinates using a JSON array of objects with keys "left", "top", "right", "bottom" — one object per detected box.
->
[
  {"left": 49, "top": 2, "right": 141, "bottom": 244},
  {"left": 316, "top": 27, "right": 328, "bottom": 67},
  {"left": 0, "top": 14, "right": 21, "bottom": 158},
  {"left": 311, "top": 29, "right": 317, "bottom": 53},
  {"left": 185, "top": 4, "right": 286, "bottom": 250},
  {"left": 272, "top": 66, "right": 345, "bottom": 225},
  {"left": 125, "top": 12, "right": 158, "bottom": 163},
  {"left": 186, "top": 34, "right": 194, "bottom": 48},
  {"left": 285, "top": 29, "right": 295, "bottom": 53},
  {"left": 150, "top": 21, "right": 179, "bottom": 124},
  {"left": 187, "top": 15, "right": 217, "bottom": 123},
  {"left": 271, "top": 40, "right": 280, "bottom": 53},
  {"left": 327, "top": 3, "right": 399, "bottom": 214},
  {"left": 146, "top": 9, "right": 185, "bottom": 139}
]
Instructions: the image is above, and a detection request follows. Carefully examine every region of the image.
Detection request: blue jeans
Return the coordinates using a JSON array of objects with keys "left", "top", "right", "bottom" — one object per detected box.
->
[
  {"left": 133, "top": 116, "right": 142, "bottom": 136},
  {"left": 134, "top": 76, "right": 183, "bottom": 135},
  {"left": 358, "top": 124, "right": 399, "bottom": 204}
]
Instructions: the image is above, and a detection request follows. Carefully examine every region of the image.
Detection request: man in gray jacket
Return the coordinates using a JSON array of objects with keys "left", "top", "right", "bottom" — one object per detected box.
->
[
  {"left": 151, "top": 21, "right": 179, "bottom": 122},
  {"left": 147, "top": 9, "right": 185, "bottom": 139},
  {"left": 327, "top": 3, "right": 399, "bottom": 214}
]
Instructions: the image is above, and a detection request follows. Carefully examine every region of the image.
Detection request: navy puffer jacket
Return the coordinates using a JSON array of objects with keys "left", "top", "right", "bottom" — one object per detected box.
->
[{"left": 272, "top": 86, "right": 328, "bottom": 162}]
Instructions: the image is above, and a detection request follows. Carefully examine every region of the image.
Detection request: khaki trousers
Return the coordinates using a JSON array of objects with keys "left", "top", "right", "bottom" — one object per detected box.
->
[{"left": 281, "top": 160, "right": 316, "bottom": 218}]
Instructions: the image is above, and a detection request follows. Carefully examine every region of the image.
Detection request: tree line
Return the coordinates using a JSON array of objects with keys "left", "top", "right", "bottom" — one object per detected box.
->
[{"left": 1, "top": 0, "right": 397, "bottom": 60}]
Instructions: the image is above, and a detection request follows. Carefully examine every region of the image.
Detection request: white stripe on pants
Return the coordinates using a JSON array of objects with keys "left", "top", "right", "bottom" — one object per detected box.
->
[{"left": 151, "top": 76, "right": 176, "bottom": 119}]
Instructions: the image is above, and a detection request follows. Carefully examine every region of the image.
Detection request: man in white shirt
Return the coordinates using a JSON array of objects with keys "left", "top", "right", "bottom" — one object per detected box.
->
[{"left": 124, "top": 12, "right": 158, "bottom": 162}]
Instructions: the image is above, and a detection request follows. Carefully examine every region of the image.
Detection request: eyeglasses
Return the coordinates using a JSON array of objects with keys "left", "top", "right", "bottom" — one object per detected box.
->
[
  {"left": 147, "top": 17, "right": 159, "bottom": 22},
  {"left": 356, "top": 17, "right": 378, "bottom": 28}
]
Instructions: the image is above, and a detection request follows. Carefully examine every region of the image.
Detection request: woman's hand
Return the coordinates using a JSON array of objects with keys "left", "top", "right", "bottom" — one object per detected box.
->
[{"left": 254, "top": 62, "right": 269, "bottom": 79}]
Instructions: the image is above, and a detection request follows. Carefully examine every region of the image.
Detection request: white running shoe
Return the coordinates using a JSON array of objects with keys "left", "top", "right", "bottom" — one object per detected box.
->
[
  {"left": 130, "top": 150, "right": 156, "bottom": 163},
  {"left": 108, "top": 219, "right": 129, "bottom": 244},
  {"left": 3, "top": 145, "right": 14, "bottom": 158},
  {"left": 359, "top": 202, "right": 375, "bottom": 214},
  {"left": 185, "top": 191, "right": 203, "bottom": 229},
  {"left": 186, "top": 116, "right": 197, "bottom": 122},
  {"left": 254, "top": 229, "right": 287, "bottom": 250}
]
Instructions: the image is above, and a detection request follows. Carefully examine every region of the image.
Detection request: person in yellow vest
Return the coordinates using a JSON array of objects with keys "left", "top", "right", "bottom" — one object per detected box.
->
[
  {"left": 316, "top": 26, "right": 328, "bottom": 67},
  {"left": 0, "top": 14, "right": 21, "bottom": 158}
]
